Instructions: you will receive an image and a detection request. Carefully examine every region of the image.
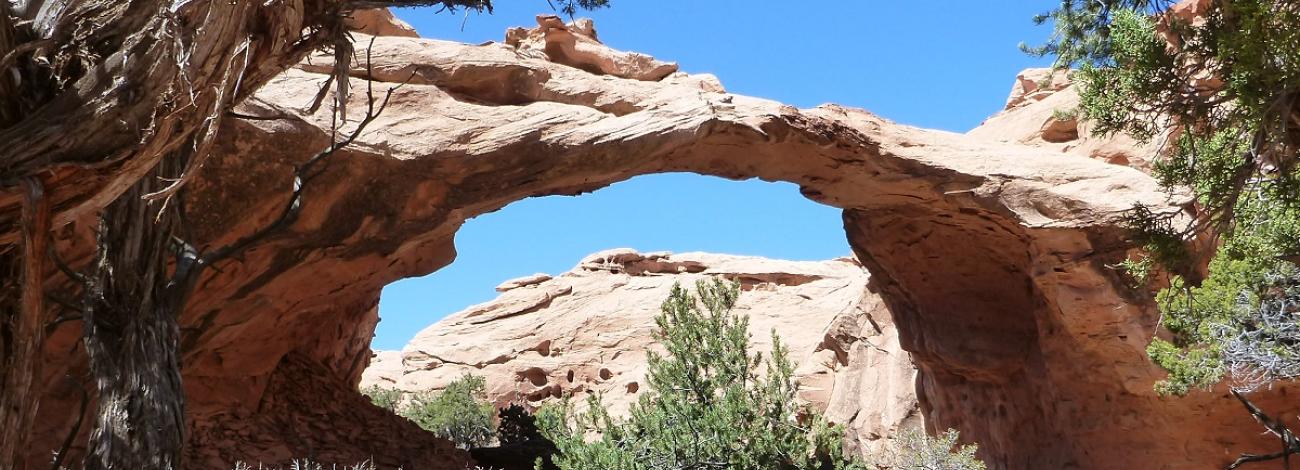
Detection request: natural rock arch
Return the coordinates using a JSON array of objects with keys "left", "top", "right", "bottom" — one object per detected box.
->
[{"left": 22, "top": 25, "right": 1299, "bottom": 470}]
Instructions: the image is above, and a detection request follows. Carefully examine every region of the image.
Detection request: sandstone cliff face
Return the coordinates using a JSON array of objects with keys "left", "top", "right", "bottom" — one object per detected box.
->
[
  {"left": 362, "top": 250, "right": 921, "bottom": 456},
  {"left": 17, "top": 11, "right": 1298, "bottom": 470}
]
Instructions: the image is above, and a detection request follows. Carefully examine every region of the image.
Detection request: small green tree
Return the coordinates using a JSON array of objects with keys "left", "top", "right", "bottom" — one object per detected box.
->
[
  {"left": 401, "top": 374, "right": 496, "bottom": 449},
  {"left": 537, "top": 279, "right": 870, "bottom": 470}
]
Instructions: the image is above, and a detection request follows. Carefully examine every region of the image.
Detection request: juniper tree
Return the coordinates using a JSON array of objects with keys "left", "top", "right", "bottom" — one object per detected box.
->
[
  {"left": 363, "top": 385, "right": 404, "bottom": 412},
  {"left": 1027, "top": 1, "right": 1300, "bottom": 465},
  {"left": 401, "top": 374, "right": 496, "bottom": 449},
  {"left": 536, "top": 279, "right": 869, "bottom": 470},
  {"left": 1028, "top": 0, "right": 1300, "bottom": 394}
]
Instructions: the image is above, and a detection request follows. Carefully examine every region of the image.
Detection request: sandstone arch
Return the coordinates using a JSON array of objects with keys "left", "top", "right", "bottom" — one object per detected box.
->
[{"left": 20, "top": 26, "right": 1299, "bottom": 470}]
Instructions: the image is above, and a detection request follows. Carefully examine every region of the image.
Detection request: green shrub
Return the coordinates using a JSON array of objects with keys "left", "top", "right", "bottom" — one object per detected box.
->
[
  {"left": 400, "top": 374, "right": 496, "bottom": 449},
  {"left": 362, "top": 385, "right": 403, "bottom": 413},
  {"left": 536, "top": 279, "right": 871, "bottom": 470},
  {"left": 876, "top": 429, "right": 985, "bottom": 470}
]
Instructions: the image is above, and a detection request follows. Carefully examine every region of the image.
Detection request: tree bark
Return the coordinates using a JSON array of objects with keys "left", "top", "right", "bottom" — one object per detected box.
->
[
  {"left": 81, "top": 158, "right": 187, "bottom": 469},
  {"left": 0, "top": 177, "right": 49, "bottom": 470},
  {"left": 0, "top": 0, "right": 498, "bottom": 244}
]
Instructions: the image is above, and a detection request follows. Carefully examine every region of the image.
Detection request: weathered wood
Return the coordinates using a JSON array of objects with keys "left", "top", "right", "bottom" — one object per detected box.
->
[
  {"left": 0, "top": 177, "right": 49, "bottom": 470},
  {"left": 0, "top": 0, "right": 497, "bottom": 244},
  {"left": 0, "top": 2, "right": 19, "bottom": 126},
  {"left": 82, "top": 159, "right": 186, "bottom": 469},
  {"left": 0, "top": 0, "right": 320, "bottom": 245}
]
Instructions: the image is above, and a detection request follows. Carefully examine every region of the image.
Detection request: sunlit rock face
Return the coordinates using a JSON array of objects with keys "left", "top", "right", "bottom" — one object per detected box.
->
[
  {"left": 20, "top": 10, "right": 1298, "bottom": 470},
  {"left": 362, "top": 250, "right": 921, "bottom": 457},
  {"left": 967, "top": 67, "right": 1163, "bottom": 170}
]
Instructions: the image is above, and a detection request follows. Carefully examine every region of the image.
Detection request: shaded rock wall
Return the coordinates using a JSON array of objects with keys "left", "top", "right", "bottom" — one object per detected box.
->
[{"left": 16, "top": 15, "right": 1298, "bottom": 470}]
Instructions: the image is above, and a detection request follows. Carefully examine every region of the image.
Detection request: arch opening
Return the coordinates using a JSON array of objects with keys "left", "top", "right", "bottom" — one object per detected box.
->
[
  {"left": 374, "top": 172, "right": 849, "bottom": 351},
  {"left": 164, "top": 50, "right": 1178, "bottom": 466}
]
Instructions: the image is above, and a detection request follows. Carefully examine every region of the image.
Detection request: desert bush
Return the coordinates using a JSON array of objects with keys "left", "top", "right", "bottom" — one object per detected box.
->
[
  {"left": 875, "top": 429, "right": 985, "bottom": 470},
  {"left": 362, "top": 385, "right": 404, "bottom": 413},
  {"left": 401, "top": 374, "right": 496, "bottom": 449}
]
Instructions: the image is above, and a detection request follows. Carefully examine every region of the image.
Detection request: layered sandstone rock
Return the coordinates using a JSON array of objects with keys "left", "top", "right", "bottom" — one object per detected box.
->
[
  {"left": 15, "top": 11, "right": 1296, "bottom": 470},
  {"left": 505, "top": 15, "right": 679, "bottom": 81},
  {"left": 969, "top": 67, "right": 1163, "bottom": 169},
  {"left": 345, "top": 8, "right": 421, "bottom": 38},
  {"left": 362, "top": 250, "right": 921, "bottom": 456}
]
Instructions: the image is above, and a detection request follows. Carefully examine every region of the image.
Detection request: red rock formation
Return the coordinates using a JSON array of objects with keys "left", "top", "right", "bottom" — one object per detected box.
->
[{"left": 16, "top": 13, "right": 1297, "bottom": 470}]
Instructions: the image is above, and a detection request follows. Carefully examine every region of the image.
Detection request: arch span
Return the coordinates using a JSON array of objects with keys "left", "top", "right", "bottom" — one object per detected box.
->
[
  {"left": 373, "top": 172, "right": 848, "bottom": 351},
  {"left": 26, "top": 33, "right": 1297, "bottom": 469}
]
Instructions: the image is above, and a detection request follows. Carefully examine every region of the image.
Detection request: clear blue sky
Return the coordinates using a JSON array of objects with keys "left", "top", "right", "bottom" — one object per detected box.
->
[{"left": 372, "top": 2, "right": 1056, "bottom": 350}]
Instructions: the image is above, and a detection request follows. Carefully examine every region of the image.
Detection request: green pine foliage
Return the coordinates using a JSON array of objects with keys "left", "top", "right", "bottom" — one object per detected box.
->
[
  {"left": 1027, "top": 1, "right": 1300, "bottom": 395},
  {"left": 400, "top": 374, "right": 496, "bottom": 449},
  {"left": 537, "top": 279, "right": 906, "bottom": 470}
]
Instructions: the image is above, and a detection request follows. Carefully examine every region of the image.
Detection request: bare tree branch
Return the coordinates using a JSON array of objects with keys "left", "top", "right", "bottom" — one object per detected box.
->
[
  {"left": 51, "top": 376, "right": 90, "bottom": 470},
  {"left": 198, "top": 36, "right": 408, "bottom": 270},
  {"left": 1227, "top": 390, "right": 1300, "bottom": 469}
]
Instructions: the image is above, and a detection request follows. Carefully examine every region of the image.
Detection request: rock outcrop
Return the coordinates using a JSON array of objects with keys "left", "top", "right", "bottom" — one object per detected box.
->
[
  {"left": 362, "top": 250, "right": 921, "bottom": 456},
  {"left": 505, "top": 15, "right": 679, "bottom": 81},
  {"left": 969, "top": 67, "right": 1163, "bottom": 169},
  {"left": 15, "top": 12, "right": 1297, "bottom": 470},
  {"left": 345, "top": 8, "right": 421, "bottom": 38}
]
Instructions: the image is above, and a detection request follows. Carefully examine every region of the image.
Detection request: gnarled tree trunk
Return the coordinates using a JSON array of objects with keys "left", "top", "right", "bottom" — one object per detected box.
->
[
  {"left": 0, "top": 178, "right": 49, "bottom": 470},
  {"left": 81, "top": 158, "right": 187, "bottom": 469},
  {"left": 0, "top": 1, "right": 493, "bottom": 468}
]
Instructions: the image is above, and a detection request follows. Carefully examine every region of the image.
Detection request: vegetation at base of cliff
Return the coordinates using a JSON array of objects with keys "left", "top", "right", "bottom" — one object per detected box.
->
[
  {"left": 233, "top": 460, "right": 381, "bottom": 470},
  {"left": 363, "top": 385, "right": 405, "bottom": 413},
  {"left": 231, "top": 459, "right": 505, "bottom": 470},
  {"left": 1028, "top": 1, "right": 1300, "bottom": 395},
  {"left": 403, "top": 374, "right": 497, "bottom": 449},
  {"left": 535, "top": 278, "right": 985, "bottom": 470},
  {"left": 366, "top": 374, "right": 497, "bottom": 449}
]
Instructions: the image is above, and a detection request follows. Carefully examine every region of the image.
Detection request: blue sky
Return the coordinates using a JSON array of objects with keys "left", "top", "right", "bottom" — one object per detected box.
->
[{"left": 372, "top": 2, "right": 1056, "bottom": 350}]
